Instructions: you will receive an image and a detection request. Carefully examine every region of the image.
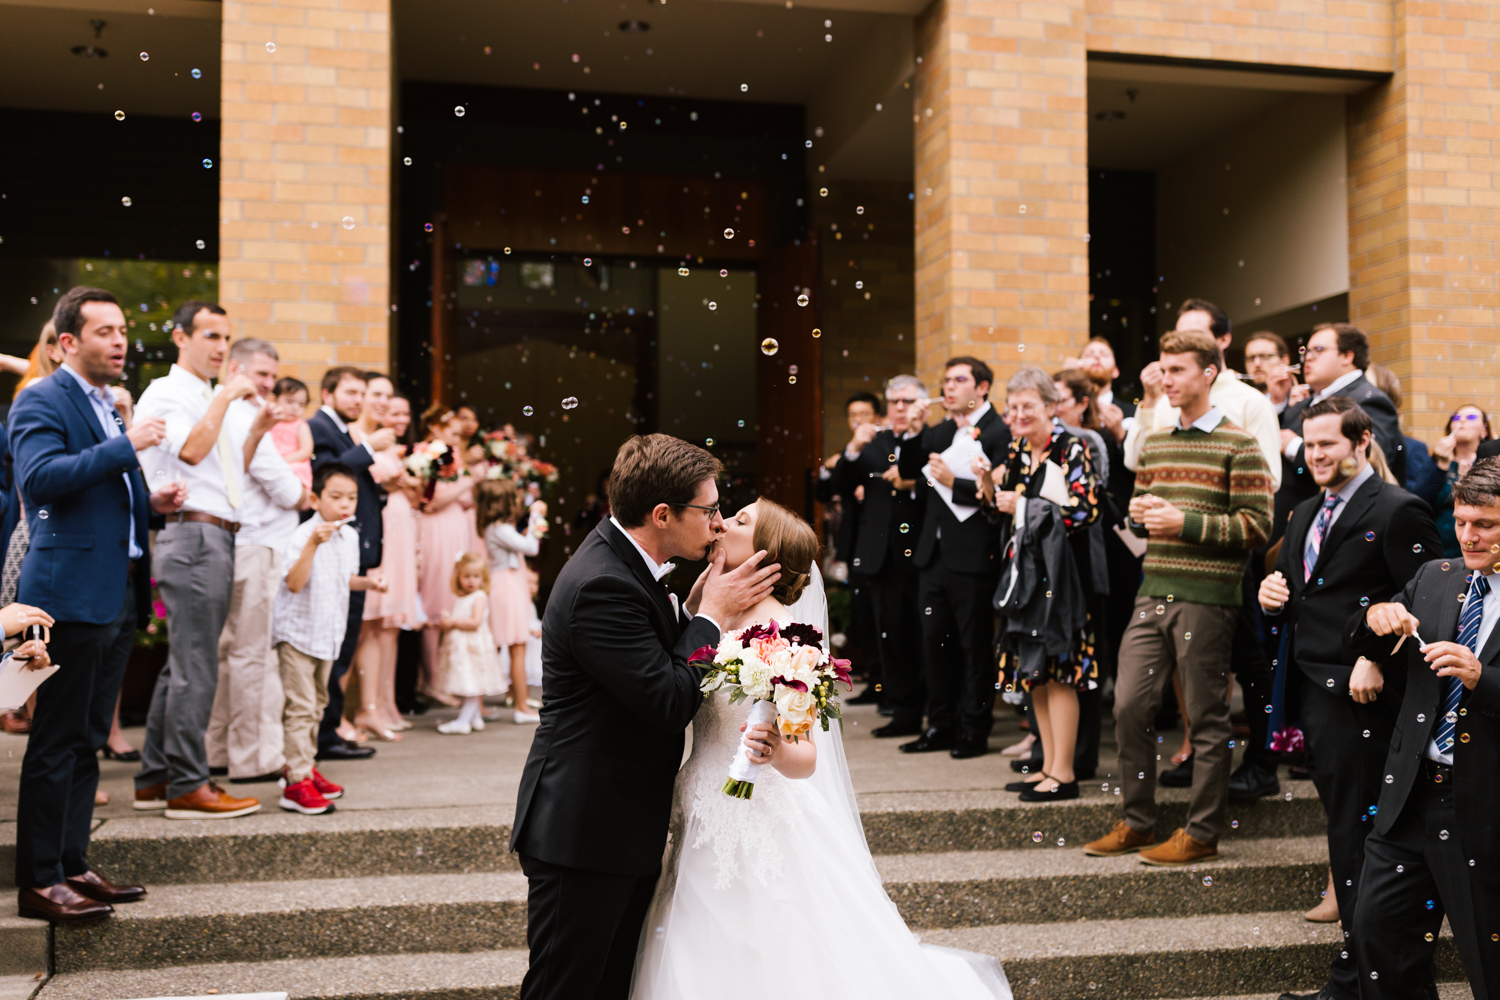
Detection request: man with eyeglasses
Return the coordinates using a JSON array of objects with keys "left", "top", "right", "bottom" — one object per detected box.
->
[
  {"left": 831, "top": 376, "right": 928, "bottom": 737},
  {"left": 897, "top": 357, "right": 1012, "bottom": 759},
  {"left": 1279, "top": 323, "right": 1405, "bottom": 515}
]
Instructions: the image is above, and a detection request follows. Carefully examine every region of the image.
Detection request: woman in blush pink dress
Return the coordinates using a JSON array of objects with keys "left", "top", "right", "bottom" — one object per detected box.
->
[
  {"left": 416, "top": 405, "right": 478, "bottom": 704},
  {"left": 352, "top": 385, "right": 422, "bottom": 739}
]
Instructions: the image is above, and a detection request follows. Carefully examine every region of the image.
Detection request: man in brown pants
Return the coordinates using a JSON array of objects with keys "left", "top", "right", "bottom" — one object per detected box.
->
[{"left": 1083, "top": 329, "right": 1273, "bottom": 866}]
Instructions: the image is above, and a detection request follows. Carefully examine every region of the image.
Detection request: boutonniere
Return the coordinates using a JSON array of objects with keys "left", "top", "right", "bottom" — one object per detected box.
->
[{"left": 967, "top": 426, "right": 981, "bottom": 440}]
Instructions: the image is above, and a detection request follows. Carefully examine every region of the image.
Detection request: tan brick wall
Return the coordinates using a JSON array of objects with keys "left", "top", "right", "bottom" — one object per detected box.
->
[
  {"left": 912, "top": 0, "right": 1092, "bottom": 403},
  {"left": 815, "top": 180, "right": 918, "bottom": 455},
  {"left": 1347, "top": 0, "right": 1500, "bottom": 441},
  {"left": 218, "top": 0, "right": 391, "bottom": 388},
  {"left": 1086, "top": 0, "right": 1395, "bottom": 72}
]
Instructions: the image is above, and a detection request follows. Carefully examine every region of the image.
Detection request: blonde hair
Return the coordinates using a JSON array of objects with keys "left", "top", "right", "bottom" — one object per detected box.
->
[
  {"left": 451, "top": 551, "right": 490, "bottom": 595},
  {"left": 751, "top": 498, "right": 819, "bottom": 606},
  {"left": 14, "top": 322, "right": 59, "bottom": 399},
  {"left": 1369, "top": 438, "right": 1399, "bottom": 486}
]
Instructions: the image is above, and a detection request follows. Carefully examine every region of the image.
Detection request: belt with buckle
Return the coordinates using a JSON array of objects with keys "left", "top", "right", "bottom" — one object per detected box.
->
[
  {"left": 1424, "top": 759, "right": 1453, "bottom": 784},
  {"left": 171, "top": 511, "right": 240, "bottom": 534}
]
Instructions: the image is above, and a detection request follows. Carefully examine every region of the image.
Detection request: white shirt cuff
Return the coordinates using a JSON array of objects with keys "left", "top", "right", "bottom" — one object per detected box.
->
[{"left": 1284, "top": 436, "right": 1303, "bottom": 460}]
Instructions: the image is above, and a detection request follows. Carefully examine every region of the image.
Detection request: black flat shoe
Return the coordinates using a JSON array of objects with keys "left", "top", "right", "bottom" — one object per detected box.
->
[
  {"left": 102, "top": 747, "right": 142, "bottom": 763},
  {"left": 950, "top": 738, "right": 989, "bottom": 759},
  {"left": 872, "top": 721, "right": 923, "bottom": 738},
  {"left": 1020, "top": 780, "right": 1079, "bottom": 802},
  {"left": 1005, "top": 776, "right": 1047, "bottom": 793},
  {"left": 1159, "top": 754, "right": 1194, "bottom": 788},
  {"left": 229, "top": 770, "right": 286, "bottom": 784},
  {"left": 899, "top": 728, "right": 954, "bottom": 754}
]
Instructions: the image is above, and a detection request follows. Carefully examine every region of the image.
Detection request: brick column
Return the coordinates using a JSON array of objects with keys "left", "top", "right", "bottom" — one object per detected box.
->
[
  {"left": 1347, "top": 2, "right": 1499, "bottom": 439},
  {"left": 218, "top": 0, "right": 392, "bottom": 385},
  {"left": 912, "top": 0, "right": 1090, "bottom": 396}
]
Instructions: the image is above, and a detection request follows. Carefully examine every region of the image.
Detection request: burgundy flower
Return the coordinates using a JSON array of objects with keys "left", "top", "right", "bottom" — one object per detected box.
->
[
  {"left": 830, "top": 657, "right": 853, "bottom": 690},
  {"left": 741, "top": 620, "right": 781, "bottom": 642},
  {"left": 687, "top": 645, "right": 718, "bottom": 664},
  {"left": 770, "top": 676, "right": 808, "bottom": 693},
  {"left": 780, "top": 622, "right": 824, "bottom": 648},
  {"left": 1269, "top": 726, "right": 1305, "bottom": 753}
]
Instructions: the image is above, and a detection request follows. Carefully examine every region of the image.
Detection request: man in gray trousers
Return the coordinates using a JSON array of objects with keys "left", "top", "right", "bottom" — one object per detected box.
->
[{"left": 132, "top": 301, "right": 263, "bottom": 820}]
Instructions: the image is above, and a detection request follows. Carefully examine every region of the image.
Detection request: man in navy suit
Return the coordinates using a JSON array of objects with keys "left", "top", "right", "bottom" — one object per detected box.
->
[
  {"left": 10, "top": 286, "right": 186, "bottom": 922},
  {"left": 307, "top": 367, "right": 392, "bottom": 760}
]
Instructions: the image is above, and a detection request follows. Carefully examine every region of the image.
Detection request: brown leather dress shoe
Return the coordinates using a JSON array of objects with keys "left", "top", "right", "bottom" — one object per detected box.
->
[
  {"left": 1139, "top": 827, "right": 1219, "bottom": 867},
  {"left": 66, "top": 870, "right": 146, "bottom": 904},
  {"left": 164, "top": 782, "right": 261, "bottom": 820},
  {"left": 17, "top": 884, "right": 113, "bottom": 922},
  {"left": 1083, "top": 819, "right": 1157, "bottom": 857},
  {"left": 133, "top": 782, "right": 168, "bottom": 811}
]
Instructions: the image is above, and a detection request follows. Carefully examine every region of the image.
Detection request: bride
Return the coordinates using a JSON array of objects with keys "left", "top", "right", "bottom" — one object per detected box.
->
[{"left": 630, "top": 498, "right": 1011, "bottom": 999}]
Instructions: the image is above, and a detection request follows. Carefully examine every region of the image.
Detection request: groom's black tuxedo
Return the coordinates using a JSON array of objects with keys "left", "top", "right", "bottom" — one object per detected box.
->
[{"left": 511, "top": 517, "right": 720, "bottom": 1000}]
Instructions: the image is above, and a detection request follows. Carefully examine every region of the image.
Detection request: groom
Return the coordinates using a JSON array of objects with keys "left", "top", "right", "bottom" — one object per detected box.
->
[{"left": 510, "top": 433, "right": 781, "bottom": 1000}]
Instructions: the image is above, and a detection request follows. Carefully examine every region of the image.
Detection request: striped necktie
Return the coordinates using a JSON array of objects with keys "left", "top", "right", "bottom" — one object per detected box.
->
[
  {"left": 1433, "top": 573, "right": 1490, "bottom": 756},
  {"left": 1303, "top": 494, "right": 1340, "bottom": 582}
]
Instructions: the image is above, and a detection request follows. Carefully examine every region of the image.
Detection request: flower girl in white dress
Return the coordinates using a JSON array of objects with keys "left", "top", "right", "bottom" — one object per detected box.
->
[
  {"left": 435, "top": 553, "right": 505, "bottom": 735},
  {"left": 630, "top": 499, "right": 1011, "bottom": 1000}
]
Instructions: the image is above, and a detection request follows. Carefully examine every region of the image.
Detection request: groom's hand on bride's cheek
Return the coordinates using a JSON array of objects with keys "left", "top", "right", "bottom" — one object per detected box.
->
[{"left": 699, "top": 549, "right": 782, "bottom": 622}]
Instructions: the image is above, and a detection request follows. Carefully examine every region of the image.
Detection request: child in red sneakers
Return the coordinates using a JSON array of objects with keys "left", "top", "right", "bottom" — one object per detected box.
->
[{"left": 272, "top": 463, "right": 386, "bottom": 814}]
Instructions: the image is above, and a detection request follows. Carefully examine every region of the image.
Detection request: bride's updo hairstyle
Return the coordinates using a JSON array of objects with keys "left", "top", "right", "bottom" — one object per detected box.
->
[{"left": 751, "top": 499, "right": 820, "bottom": 606}]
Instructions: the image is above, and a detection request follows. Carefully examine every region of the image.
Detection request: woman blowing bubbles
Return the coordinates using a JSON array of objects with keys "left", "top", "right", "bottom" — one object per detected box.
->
[{"left": 974, "top": 366, "right": 1101, "bottom": 802}]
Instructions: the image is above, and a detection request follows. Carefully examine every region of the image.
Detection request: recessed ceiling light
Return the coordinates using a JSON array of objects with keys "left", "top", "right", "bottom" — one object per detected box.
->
[{"left": 619, "top": 20, "right": 650, "bottom": 32}]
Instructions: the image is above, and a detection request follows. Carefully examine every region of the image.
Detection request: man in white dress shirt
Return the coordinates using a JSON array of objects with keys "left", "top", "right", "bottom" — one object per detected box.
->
[
  {"left": 132, "top": 302, "right": 263, "bottom": 820},
  {"left": 205, "top": 338, "right": 307, "bottom": 785}
]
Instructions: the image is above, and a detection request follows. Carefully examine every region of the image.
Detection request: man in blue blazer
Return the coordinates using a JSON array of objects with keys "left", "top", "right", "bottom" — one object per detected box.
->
[{"left": 9, "top": 286, "right": 185, "bottom": 922}]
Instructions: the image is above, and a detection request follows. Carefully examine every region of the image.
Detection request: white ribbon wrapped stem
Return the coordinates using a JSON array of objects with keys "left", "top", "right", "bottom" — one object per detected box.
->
[{"left": 723, "top": 699, "right": 779, "bottom": 798}]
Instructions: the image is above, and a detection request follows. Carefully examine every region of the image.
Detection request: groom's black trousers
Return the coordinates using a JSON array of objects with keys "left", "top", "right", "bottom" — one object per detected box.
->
[{"left": 519, "top": 854, "right": 659, "bottom": 1000}]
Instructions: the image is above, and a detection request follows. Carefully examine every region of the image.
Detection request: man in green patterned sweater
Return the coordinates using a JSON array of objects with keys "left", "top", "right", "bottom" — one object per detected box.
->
[{"left": 1084, "top": 328, "right": 1273, "bottom": 866}]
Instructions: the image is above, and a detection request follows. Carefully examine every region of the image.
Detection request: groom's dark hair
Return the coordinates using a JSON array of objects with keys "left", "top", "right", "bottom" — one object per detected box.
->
[{"left": 608, "top": 434, "right": 723, "bottom": 528}]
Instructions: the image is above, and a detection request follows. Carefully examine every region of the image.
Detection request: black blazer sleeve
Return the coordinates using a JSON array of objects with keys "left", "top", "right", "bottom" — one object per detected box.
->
[
  {"left": 309, "top": 414, "right": 375, "bottom": 473},
  {"left": 568, "top": 574, "right": 719, "bottom": 735},
  {"left": 1345, "top": 567, "right": 1424, "bottom": 662},
  {"left": 897, "top": 426, "right": 932, "bottom": 482}
]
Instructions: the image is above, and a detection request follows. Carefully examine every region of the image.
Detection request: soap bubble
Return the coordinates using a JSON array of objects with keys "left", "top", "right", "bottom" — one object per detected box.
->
[
  {"left": 788, "top": 376, "right": 797, "bottom": 384},
  {"left": 191, "top": 68, "right": 202, "bottom": 79},
  {"left": 265, "top": 42, "right": 276, "bottom": 52},
  {"left": 789, "top": 365, "right": 798, "bottom": 375},
  {"left": 561, "top": 397, "right": 578, "bottom": 410},
  {"left": 203, "top": 158, "right": 213, "bottom": 168},
  {"left": 583, "top": 257, "right": 592, "bottom": 266},
  {"left": 705, "top": 438, "right": 714, "bottom": 447},
  {"left": 192, "top": 112, "right": 202, "bottom": 122},
  {"left": 678, "top": 267, "right": 690, "bottom": 276},
  {"left": 140, "top": 51, "right": 149, "bottom": 61},
  {"left": 1155, "top": 605, "right": 1165, "bottom": 615},
  {"left": 341, "top": 216, "right": 355, "bottom": 230},
  {"left": 522, "top": 406, "right": 534, "bottom": 416},
  {"left": 724, "top": 228, "right": 735, "bottom": 239},
  {"left": 796, "top": 293, "right": 809, "bottom": 307},
  {"left": 1032, "top": 831, "right": 1042, "bottom": 843},
  {"left": 454, "top": 106, "right": 466, "bottom": 117},
  {"left": 899, "top": 524, "right": 909, "bottom": 533},
  {"left": 121, "top": 196, "right": 133, "bottom": 207},
  {"left": 720, "top": 269, "right": 729, "bottom": 277},
  {"left": 760, "top": 338, "right": 779, "bottom": 356},
  {"left": 811, "top": 328, "right": 821, "bottom": 338},
  {"left": 424, "top": 223, "right": 434, "bottom": 232},
  {"left": 195, "top": 239, "right": 205, "bottom": 250},
  {"left": 114, "top": 110, "right": 126, "bottom": 121},
  {"left": 1202, "top": 876, "right": 1213, "bottom": 886},
  {"left": 708, "top": 302, "right": 717, "bottom": 311},
  {"left": 819, "top": 187, "right": 828, "bottom": 197}
]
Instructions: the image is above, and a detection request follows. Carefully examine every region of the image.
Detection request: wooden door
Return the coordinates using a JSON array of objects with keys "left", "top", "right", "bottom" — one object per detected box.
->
[{"left": 755, "top": 237, "right": 822, "bottom": 523}]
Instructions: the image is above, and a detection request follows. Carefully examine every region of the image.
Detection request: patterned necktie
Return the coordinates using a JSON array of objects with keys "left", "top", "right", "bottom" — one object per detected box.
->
[
  {"left": 1433, "top": 573, "right": 1490, "bottom": 756},
  {"left": 1303, "top": 494, "right": 1341, "bottom": 582},
  {"left": 204, "top": 386, "right": 241, "bottom": 508}
]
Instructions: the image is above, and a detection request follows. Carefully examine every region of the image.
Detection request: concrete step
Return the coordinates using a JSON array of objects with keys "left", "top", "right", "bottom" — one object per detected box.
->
[
  {"left": 876, "top": 836, "right": 1327, "bottom": 928},
  {"left": 42, "top": 837, "right": 1330, "bottom": 973},
  {"left": 0, "top": 914, "right": 47, "bottom": 978},
  {"left": 0, "top": 783, "right": 1327, "bottom": 889},
  {"left": 34, "top": 912, "right": 1466, "bottom": 1000},
  {"left": 920, "top": 910, "right": 1465, "bottom": 1000}
]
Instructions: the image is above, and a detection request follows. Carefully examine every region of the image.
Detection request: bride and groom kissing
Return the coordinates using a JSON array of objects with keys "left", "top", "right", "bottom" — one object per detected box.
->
[{"left": 510, "top": 433, "right": 1011, "bottom": 1000}]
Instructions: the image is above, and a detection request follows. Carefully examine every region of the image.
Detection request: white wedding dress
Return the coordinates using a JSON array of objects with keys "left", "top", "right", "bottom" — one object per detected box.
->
[{"left": 630, "top": 567, "right": 1012, "bottom": 1000}]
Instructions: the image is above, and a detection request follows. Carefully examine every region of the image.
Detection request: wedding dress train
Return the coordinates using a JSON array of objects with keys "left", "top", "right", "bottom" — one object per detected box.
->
[{"left": 630, "top": 570, "right": 1011, "bottom": 1000}]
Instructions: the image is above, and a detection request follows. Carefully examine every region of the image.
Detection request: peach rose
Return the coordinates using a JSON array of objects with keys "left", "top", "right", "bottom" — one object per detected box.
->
[{"left": 775, "top": 687, "right": 818, "bottom": 738}]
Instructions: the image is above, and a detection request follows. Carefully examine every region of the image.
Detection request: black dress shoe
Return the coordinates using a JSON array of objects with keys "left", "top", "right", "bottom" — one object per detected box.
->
[
  {"left": 1228, "top": 763, "right": 1281, "bottom": 801},
  {"left": 950, "top": 737, "right": 989, "bottom": 759},
  {"left": 1288, "top": 764, "right": 1313, "bottom": 781},
  {"left": 316, "top": 740, "right": 376, "bottom": 761},
  {"left": 1010, "top": 757, "right": 1043, "bottom": 773},
  {"left": 1277, "top": 989, "right": 1335, "bottom": 1000},
  {"left": 876, "top": 706, "right": 895, "bottom": 717},
  {"left": 1159, "top": 754, "right": 1194, "bottom": 788},
  {"left": 1020, "top": 780, "right": 1079, "bottom": 802},
  {"left": 17, "top": 884, "right": 113, "bottom": 922},
  {"left": 229, "top": 770, "right": 287, "bottom": 784},
  {"left": 872, "top": 720, "right": 923, "bottom": 738},
  {"left": 847, "top": 686, "right": 882, "bottom": 705},
  {"left": 208, "top": 765, "right": 228, "bottom": 775},
  {"left": 102, "top": 747, "right": 143, "bottom": 763},
  {"left": 66, "top": 870, "right": 146, "bottom": 904},
  {"left": 899, "top": 728, "right": 955, "bottom": 754}
]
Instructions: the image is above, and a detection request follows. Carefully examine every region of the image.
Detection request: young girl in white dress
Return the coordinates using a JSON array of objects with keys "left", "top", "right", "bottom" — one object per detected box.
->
[
  {"left": 435, "top": 553, "right": 505, "bottom": 735},
  {"left": 631, "top": 498, "right": 1011, "bottom": 1000}
]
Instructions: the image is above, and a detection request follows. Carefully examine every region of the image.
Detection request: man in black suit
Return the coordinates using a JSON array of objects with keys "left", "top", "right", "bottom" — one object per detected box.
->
[
  {"left": 1346, "top": 456, "right": 1500, "bottom": 999},
  {"left": 510, "top": 433, "right": 779, "bottom": 1000},
  {"left": 834, "top": 375, "right": 928, "bottom": 737},
  {"left": 308, "top": 366, "right": 393, "bottom": 761},
  {"left": 1279, "top": 323, "right": 1405, "bottom": 516},
  {"left": 896, "top": 356, "right": 1012, "bottom": 758},
  {"left": 1258, "top": 396, "right": 1441, "bottom": 1000},
  {"left": 818, "top": 392, "right": 883, "bottom": 705}
]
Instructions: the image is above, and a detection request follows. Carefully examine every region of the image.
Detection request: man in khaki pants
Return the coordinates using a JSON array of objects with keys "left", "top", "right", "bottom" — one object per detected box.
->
[
  {"left": 205, "top": 339, "right": 306, "bottom": 783},
  {"left": 1083, "top": 329, "right": 1273, "bottom": 866}
]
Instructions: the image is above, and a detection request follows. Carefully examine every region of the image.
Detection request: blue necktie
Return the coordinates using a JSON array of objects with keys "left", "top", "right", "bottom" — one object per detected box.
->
[
  {"left": 1303, "top": 494, "right": 1341, "bottom": 582},
  {"left": 1433, "top": 573, "right": 1489, "bottom": 756}
]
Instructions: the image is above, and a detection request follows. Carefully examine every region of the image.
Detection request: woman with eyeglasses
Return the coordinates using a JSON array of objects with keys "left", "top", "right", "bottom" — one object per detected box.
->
[{"left": 1433, "top": 405, "right": 1492, "bottom": 556}]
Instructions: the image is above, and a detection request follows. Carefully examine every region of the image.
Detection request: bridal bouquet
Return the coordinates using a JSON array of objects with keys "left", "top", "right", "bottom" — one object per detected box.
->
[
  {"left": 689, "top": 621, "right": 852, "bottom": 800},
  {"left": 483, "top": 431, "right": 560, "bottom": 489}
]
